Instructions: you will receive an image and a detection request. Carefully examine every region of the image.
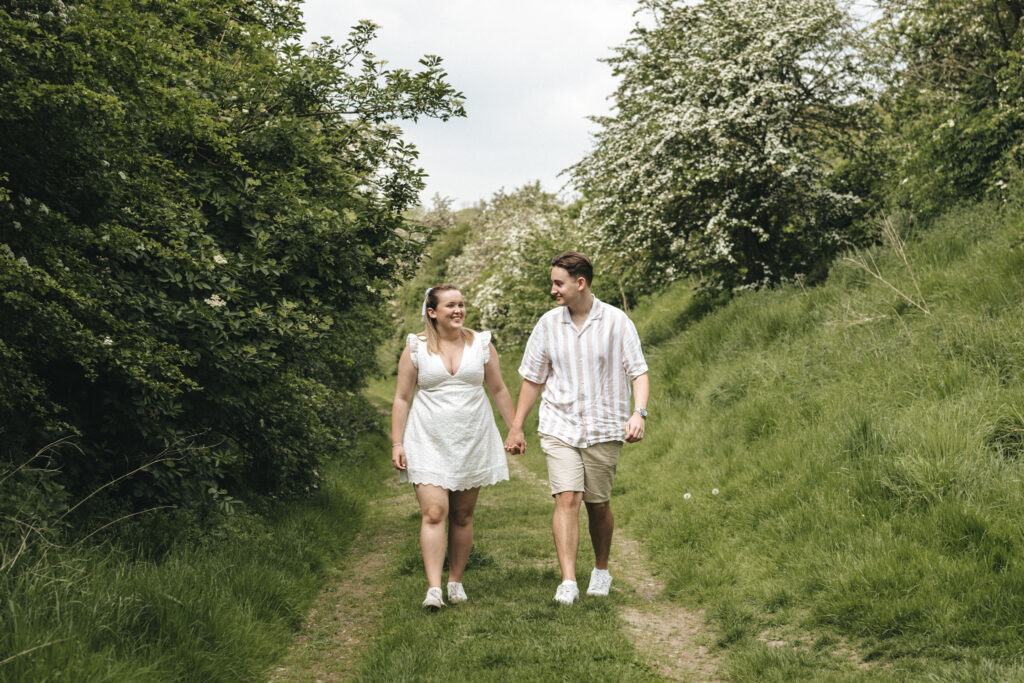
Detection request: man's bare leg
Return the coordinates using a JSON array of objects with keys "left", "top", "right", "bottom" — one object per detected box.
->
[
  {"left": 553, "top": 491, "right": 583, "bottom": 580},
  {"left": 585, "top": 501, "right": 613, "bottom": 570}
]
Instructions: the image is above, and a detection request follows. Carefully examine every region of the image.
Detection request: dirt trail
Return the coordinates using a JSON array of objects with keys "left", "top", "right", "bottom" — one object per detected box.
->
[
  {"left": 268, "top": 477, "right": 408, "bottom": 683},
  {"left": 271, "top": 455, "right": 722, "bottom": 681},
  {"left": 505, "top": 456, "right": 723, "bottom": 682}
]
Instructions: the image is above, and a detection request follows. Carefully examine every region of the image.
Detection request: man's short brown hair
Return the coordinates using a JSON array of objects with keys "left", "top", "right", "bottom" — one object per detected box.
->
[{"left": 551, "top": 251, "right": 593, "bottom": 286}]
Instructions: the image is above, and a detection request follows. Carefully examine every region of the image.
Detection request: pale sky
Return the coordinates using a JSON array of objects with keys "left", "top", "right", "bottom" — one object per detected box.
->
[{"left": 300, "top": 0, "right": 639, "bottom": 207}]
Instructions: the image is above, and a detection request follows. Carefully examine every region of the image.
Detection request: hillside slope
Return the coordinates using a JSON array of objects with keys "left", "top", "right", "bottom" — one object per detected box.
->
[{"left": 620, "top": 196, "right": 1024, "bottom": 679}]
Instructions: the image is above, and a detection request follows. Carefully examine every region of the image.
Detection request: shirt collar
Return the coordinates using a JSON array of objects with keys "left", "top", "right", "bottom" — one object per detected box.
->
[{"left": 560, "top": 294, "right": 603, "bottom": 325}]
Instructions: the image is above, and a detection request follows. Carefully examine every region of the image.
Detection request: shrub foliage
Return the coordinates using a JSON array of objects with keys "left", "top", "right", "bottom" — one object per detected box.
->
[{"left": 0, "top": 0, "right": 464, "bottom": 508}]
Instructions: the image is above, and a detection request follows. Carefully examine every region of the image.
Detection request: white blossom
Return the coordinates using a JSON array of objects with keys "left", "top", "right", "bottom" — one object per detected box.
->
[
  {"left": 204, "top": 294, "right": 227, "bottom": 308},
  {"left": 213, "top": 253, "right": 228, "bottom": 265},
  {"left": 571, "top": 0, "right": 868, "bottom": 290}
]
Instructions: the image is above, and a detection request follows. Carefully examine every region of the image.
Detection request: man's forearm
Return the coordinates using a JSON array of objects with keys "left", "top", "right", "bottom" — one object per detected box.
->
[
  {"left": 512, "top": 379, "right": 544, "bottom": 428},
  {"left": 632, "top": 372, "right": 650, "bottom": 411}
]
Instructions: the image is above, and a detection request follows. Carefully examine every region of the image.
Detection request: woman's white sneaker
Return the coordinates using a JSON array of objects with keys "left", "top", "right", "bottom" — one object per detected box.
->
[
  {"left": 554, "top": 580, "right": 579, "bottom": 605},
  {"left": 447, "top": 581, "right": 468, "bottom": 604},
  {"left": 422, "top": 587, "right": 445, "bottom": 610},
  {"left": 586, "top": 568, "right": 613, "bottom": 596}
]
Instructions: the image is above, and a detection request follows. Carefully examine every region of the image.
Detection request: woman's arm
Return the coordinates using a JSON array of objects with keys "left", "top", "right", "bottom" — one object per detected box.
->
[
  {"left": 483, "top": 342, "right": 517, "bottom": 431},
  {"left": 391, "top": 346, "right": 417, "bottom": 470}
]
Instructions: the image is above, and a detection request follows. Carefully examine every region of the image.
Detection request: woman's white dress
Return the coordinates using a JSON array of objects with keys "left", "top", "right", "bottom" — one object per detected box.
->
[{"left": 400, "top": 330, "right": 509, "bottom": 490}]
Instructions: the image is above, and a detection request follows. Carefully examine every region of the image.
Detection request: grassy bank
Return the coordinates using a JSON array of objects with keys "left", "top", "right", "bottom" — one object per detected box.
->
[
  {"left": 619, "top": 197, "right": 1024, "bottom": 678},
  {"left": 0, "top": 431, "right": 389, "bottom": 682}
]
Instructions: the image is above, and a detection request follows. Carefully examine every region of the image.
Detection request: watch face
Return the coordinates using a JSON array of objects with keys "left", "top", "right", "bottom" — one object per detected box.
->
[{"left": 637, "top": 408, "right": 648, "bottom": 418}]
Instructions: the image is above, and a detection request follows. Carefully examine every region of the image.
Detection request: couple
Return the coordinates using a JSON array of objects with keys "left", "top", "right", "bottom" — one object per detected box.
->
[{"left": 390, "top": 251, "right": 649, "bottom": 609}]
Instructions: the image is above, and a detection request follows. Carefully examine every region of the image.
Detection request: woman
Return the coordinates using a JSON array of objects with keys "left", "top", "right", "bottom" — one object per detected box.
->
[{"left": 391, "top": 284, "right": 515, "bottom": 609}]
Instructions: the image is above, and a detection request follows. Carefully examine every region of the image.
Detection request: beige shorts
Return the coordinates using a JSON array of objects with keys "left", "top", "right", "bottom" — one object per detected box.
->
[{"left": 539, "top": 434, "right": 623, "bottom": 503}]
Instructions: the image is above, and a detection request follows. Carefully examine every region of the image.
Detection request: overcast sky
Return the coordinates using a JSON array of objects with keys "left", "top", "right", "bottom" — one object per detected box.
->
[{"left": 300, "top": 0, "right": 639, "bottom": 207}]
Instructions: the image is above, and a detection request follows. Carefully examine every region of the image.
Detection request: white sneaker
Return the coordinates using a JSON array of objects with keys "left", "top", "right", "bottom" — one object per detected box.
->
[
  {"left": 422, "top": 587, "right": 445, "bottom": 610},
  {"left": 447, "top": 581, "right": 468, "bottom": 604},
  {"left": 586, "top": 568, "right": 613, "bottom": 596},
  {"left": 554, "top": 580, "right": 579, "bottom": 605}
]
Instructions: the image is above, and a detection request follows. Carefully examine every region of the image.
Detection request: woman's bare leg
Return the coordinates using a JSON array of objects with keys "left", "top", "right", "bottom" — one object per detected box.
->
[
  {"left": 415, "top": 484, "right": 449, "bottom": 587},
  {"left": 447, "top": 487, "right": 480, "bottom": 582}
]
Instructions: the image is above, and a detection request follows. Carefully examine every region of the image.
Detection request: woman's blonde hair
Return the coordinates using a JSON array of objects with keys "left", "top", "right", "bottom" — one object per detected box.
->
[{"left": 421, "top": 284, "right": 474, "bottom": 355}]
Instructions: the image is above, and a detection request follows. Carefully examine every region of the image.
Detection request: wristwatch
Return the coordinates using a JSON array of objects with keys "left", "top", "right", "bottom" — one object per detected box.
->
[{"left": 634, "top": 408, "right": 648, "bottom": 419}]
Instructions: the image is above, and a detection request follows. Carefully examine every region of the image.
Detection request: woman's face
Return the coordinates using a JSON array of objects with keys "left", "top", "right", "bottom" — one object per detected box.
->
[{"left": 428, "top": 289, "right": 465, "bottom": 331}]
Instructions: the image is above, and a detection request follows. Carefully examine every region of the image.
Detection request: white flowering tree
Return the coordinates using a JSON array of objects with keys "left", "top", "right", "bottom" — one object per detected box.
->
[
  {"left": 572, "top": 0, "right": 875, "bottom": 292},
  {"left": 446, "top": 183, "right": 578, "bottom": 346}
]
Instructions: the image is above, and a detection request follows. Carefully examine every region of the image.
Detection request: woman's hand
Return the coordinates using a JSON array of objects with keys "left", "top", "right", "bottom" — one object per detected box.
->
[
  {"left": 392, "top": 444, "right": 407, "bottom": 470},
  {"left": 504, "top": 427, "right": 526, "bottom": 455}
]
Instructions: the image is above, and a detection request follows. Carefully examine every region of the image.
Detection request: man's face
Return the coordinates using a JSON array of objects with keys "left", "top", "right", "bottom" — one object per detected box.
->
[{"left": 550, "top": 266, "right": 584, "bottom": 307}]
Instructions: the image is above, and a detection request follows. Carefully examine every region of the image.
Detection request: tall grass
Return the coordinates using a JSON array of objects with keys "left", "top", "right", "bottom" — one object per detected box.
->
[
  {"left": 0, "top": 432, "right": 389, "bottom": 682},
  {"left": 620, "top": 195, "right": 1024, "bottom": 678}
]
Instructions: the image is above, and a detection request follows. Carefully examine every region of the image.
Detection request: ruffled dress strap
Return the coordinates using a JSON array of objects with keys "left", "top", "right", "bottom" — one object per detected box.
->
[
  {"left": 478, "top": 330, "right": 492, "bottom": 364},
  {"left": 406, "top": 333, "right": 422, "bottom": 369}
]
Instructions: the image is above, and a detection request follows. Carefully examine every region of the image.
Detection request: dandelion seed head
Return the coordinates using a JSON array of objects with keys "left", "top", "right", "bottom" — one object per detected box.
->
[
  {"left": 683, "top": 492, "right": 691, "bottom": 500},
  {"left": 712, "top": 488, "right": 719, "bottom": 495}
]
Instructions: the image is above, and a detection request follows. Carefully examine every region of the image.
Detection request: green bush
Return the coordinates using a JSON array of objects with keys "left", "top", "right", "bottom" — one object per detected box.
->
[{"left": 0, "top": 0, "right": 463, "bottom": 507}]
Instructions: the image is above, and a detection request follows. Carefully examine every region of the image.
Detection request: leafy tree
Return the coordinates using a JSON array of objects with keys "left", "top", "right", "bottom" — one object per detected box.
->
[
  {"left": 875, "top": 0, "right": 1024, "bottom": 215},
  {"left": 446, "top": 183, "right": 576, "bottom": 347},
  {"left": 572, "top": 0, "right": 876, "bottom": 293},
  {"left": 0, "top": 0, "right": 464, "bottom": 510}
]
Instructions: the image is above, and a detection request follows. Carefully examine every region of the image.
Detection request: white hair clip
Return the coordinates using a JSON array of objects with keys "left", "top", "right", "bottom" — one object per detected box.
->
[{"left": 420, "top": 287, "right": 433, "bottom": 321}]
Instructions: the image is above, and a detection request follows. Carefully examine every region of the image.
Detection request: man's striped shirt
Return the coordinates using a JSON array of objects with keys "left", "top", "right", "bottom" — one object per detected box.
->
[{"left": 519, "top": 296, "right": 648, "bottom": 447}]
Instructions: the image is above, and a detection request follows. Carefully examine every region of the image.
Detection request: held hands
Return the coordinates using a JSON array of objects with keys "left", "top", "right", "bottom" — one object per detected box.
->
[
  {"left": 624, "top": 412, "right": 646, "bottom": 443},
  {"left": 391, "top": 444, "right": 407, "bottom": 470},
  {"left": 504, "top": 427, "right": 526, "bottom": 455}
]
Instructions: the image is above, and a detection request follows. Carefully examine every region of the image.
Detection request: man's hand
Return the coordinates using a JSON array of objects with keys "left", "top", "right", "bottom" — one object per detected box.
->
[
  {"left": 504, "top": 427, "right": 527, "bottom": 454},
  {"left": 624, "top": 412, "right": 646, "bottom": 443}
]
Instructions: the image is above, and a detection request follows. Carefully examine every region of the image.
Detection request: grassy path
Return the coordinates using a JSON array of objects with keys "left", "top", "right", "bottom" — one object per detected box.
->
[{"left": 269, "top": 421, "right": 722, "bottom": 681}]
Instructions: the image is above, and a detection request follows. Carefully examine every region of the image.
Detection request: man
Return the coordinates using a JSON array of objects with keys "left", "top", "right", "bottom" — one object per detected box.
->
[{"left": 505, "top": 251, "right": 649, "bottom": 605}]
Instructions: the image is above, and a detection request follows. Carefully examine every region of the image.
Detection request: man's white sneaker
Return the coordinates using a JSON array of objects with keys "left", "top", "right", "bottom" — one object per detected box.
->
[
  {"left": 447, "top": 581, "right": 468, "bottom": 604},
  {"left": 586, "top": 568, "right": 613, "bottom": 596},
  {"left": 554, "top": 580, "right": 579, "bottom": 605},
  {"left": 422, "top": 587, "right": 445, "bottom": 610}
]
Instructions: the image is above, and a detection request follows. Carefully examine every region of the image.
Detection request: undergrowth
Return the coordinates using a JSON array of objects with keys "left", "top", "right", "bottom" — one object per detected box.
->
[
  {"left": 619, "top": 193, "right": 1024, "bottom": 678},
  {"left": 0, "top": 431, "right": 388, "bottom": 682}
]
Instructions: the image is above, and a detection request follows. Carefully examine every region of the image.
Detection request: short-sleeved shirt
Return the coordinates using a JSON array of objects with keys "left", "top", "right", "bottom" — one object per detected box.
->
[{"left": 519, "top": 296, "right": 648, "bottom": 447}]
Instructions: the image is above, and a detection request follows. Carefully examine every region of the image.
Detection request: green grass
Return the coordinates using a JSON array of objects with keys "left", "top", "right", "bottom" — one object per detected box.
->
[
  {"left": 0, "top": 431, "right": 389, "bottom": 682},
  {"left": 617, "top": 195, "right": 1024, "bottom": 678},
  {"left": 351, "top": 433, "right": 657, "bottom": 681},
  {"left": 21, "top": 190, "right": 1019, "bottom": 680}
]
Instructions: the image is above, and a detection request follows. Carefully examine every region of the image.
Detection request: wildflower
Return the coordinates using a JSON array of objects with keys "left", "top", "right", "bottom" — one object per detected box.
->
[
  {"left": 103, "top": 337, "right": 113, "bottom": 346},
  {"left": 213, "top": 253, "right": 228, "bottom": 265},
  {"left": 17, "top": 256, "right": 28, "bottom": 267},
  {"left": 683, "top": 492, "right": 691, "bottom": 500},
  {"left": 946, "top": 118, "right": 955, "bottom": 128},
  {"left": 712, "top": 488, "right": 719, "bottom": 495},
  {"left": 204, "top": 294, "right": 226, "bottom": 308}
]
